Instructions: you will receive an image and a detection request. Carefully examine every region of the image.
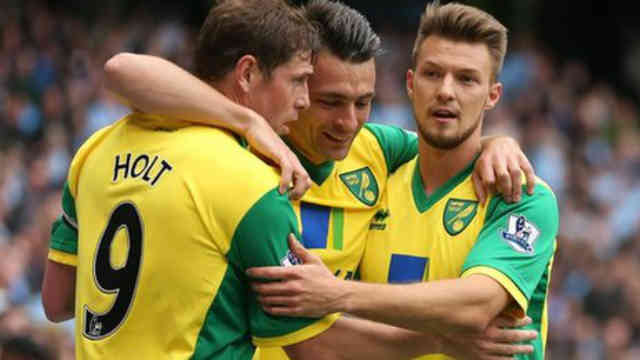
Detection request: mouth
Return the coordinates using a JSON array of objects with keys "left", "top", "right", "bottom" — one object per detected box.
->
[
  {"left": 323, "top": 132, "right": 350, "bottom": 144},
  {"left": 430, "top": 108, "right": 459, "bottom": 123}
]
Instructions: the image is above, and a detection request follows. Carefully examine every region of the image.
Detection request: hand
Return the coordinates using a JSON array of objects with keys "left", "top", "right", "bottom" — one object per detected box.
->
[
  {"left": 441, "top": 316, "right": 537, "bottom": 360},
  {"left": 244, "top": 113, "right": 311, "bottom": 200},
  {"left": 247, "top": 234, "right": 342, "bottom": 318},
  {"left": 474, "top": 136, "right": 536, "bottom": 204}
]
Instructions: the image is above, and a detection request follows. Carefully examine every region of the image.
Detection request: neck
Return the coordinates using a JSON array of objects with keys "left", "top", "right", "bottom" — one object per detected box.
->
[
  {"left": 418, "top": 133, "right": 481, "bottom": 196},
  {"left": 211, "top": 79, "right": 242, "bottom": 105},
  {"left": 285, "top": 135, "right": 328, "bottom": 165}
]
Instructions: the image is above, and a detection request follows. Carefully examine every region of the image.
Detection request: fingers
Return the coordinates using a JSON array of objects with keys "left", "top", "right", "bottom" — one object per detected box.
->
[
  {"left": 487, "top": 327, "right": 537, "bottom": 344},
  {"left": 257, "top": 294, "right": 299, "bottom": 306},
  {"left": 287, "top": 155, "right": 311, "bottom": 201},
  {"left": 477, "top": 340, "right": 534, "bottom": 356},
  {"left": 279, "top": 161, "right": 293, "bottom": 196},
  {"left": 262, "top": 304, "right": 301, "bottom": 317},
  {"left": 492, "top": 315, "right": 532, "bottom": 328},
  {"left": 288, "top": 234, "right": 325, "bottom": 265},
  {"left": 252, "top": 281, "right": 299, "bottom": 296},
  {"left": 472, "top": 171, "right": 487, "bottom": 205},
  {"left": 508, "top": 165, "right": 522, "bottom": 203},
  {"left": 473, "top": 157, "right": 496, "bottom": 203},
  {"left": 519, "top": 154, "right": 536, "bottom": 196},
  {"left": 493, "top": 161, "right": 512, "bottom": 202},
  {"left": 246, "top": 266, "right": 296, "bottom": 280}
]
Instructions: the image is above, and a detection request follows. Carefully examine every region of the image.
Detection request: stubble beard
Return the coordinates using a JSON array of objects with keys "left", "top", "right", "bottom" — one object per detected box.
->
[{"left": 416, "top": 112, "right": 482, "bottom": 150}]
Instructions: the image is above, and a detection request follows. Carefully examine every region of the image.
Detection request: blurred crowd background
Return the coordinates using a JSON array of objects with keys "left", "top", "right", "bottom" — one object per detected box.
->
[{"left": 1, "top": 0, "right": 639, "bottom": 359}]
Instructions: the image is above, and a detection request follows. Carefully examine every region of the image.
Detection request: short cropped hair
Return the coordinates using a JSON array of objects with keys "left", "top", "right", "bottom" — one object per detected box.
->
[
  {"left": 412, "top": 1, "right": 508, "bottom": 81},
  {"left": 304, "top": 0, "right": 382, "bottom": 63},
  {"left": 194, "top": 0, "right": 319, "bottom": 82}
]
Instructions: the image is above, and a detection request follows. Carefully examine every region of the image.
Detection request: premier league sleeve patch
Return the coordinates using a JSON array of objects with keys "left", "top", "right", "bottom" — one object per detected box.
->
[
  {"left": 280, "top": 250, "right": 302, "bottom": 267},
  {"left": 500, "top": 214, "right": 540, "bottom": 255}
]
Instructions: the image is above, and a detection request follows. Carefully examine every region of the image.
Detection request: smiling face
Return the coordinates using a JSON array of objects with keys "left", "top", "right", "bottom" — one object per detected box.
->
[
  {"left": 285, "top": 51, "right": 376, "bottom": 163},
  {"left": 407, "top": 35, "right": 502, "bottom": 150}
]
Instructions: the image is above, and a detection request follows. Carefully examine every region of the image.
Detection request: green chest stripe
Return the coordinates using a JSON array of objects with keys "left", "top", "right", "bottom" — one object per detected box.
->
[
  {"left": 332, "top": 208, "right": 344, "bottom": 250},
  {"left": 300, "top": 203, "right": 345, "bottom": 250}
]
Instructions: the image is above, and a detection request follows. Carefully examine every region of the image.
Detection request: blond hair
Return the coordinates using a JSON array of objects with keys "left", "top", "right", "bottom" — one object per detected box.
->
[{"left": 412, "top": 1, "right": 507, "bottom": 81}]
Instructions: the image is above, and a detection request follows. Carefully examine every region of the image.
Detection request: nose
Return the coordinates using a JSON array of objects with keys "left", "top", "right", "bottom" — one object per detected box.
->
[
  {"left": 336, "top": 104, "right": 359, "bottom": 133},
  {"left": 295, "top": 83, "right": 311, "bottom": 110},
  {"left": 436, "top": 74, "right": 455, "bottom": 103}
]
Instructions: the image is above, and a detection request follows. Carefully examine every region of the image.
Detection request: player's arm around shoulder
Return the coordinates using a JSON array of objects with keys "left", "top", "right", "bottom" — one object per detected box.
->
[{"left": 462, "top": 179, "right": 559, "bottom": 323}]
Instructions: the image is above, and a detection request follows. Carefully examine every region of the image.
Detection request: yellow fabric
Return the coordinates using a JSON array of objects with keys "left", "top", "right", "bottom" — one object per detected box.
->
[
  {"left": 360, "top": 158, "right": 549, "bottom": 360},
  {"left": 256, "top": 128, "right": 389, "bottom": 360},
  {"left": 47, "top": 249, "right": 77, "bottom": 267},
  {"left": 253, "top": 313, "right": 340, "bottom": 347},
  {"left": 66, "top": 114, "right": 326, "bottom": 359}
]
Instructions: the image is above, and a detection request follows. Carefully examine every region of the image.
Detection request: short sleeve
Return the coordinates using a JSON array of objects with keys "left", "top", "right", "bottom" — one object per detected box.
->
[
  {"left": 49, "top": 182, "right": 79, "bottom": 266},
  {"left": 461, "top": 183, "right": 558, "bottom": 313},
  {"left": 363, "top": 123, "right": 418, "bottom": 174},
  {"left": 228, "top": 188, "right": 337, "bottom": 347}
]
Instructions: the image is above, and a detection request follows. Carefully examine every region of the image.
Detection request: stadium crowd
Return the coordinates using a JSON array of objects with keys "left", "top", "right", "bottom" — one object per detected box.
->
[{"left": 1, "top": 1, "right": 639, "bottom": 359}]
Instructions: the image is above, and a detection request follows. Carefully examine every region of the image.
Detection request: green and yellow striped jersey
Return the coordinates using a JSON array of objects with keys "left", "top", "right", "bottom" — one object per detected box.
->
[
  {"left": 360, "top": 156, "right": 558, "bottom": 360},
  {"left": 48, "top": 114, "right": 337, "bottom": 359}
]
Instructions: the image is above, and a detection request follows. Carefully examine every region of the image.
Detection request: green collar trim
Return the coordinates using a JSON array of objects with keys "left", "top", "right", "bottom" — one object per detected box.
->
[
  {"left": 288, "top": 143, "right": 335, "bottom": 185},
  {"left": 412, "top": 154, "right": 478, "bottom": 213}
]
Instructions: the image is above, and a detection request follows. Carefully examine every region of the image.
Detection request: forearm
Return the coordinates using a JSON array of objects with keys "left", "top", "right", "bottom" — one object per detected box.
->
[
  {"left": 104, "top": 53, "right": 257, "bottom": 134},
  {"left": 286, "top": 316, "right": 444, "bottom": 360},
  {"left": 41, "top": 259, "right": 76, "bottom": 322},
  {"left": 335, "top": 275, "right": 509, "bottom": 334}
]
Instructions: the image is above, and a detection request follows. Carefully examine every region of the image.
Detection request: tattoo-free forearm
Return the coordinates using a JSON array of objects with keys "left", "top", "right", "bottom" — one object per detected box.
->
[
  {"left": 103, "top": 53, "right": 258, "bottom": 135},
  {"left": 285, "top": 316, "right": 444, "bottom": 360},
  {"left": 335, "top": 275, "right": 510, "bottom": 334}
]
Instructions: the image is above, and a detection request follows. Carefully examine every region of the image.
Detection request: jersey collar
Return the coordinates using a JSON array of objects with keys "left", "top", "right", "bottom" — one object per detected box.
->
[
  {"left": 288, "top": 143, "right": 335, "bottom": 185},
  {"left": 411, "top": 154, "right": 478, "bottom": 213}
]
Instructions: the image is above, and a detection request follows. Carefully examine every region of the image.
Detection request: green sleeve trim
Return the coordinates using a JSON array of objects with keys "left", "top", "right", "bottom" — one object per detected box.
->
[
  {"left": 61, "top": 182, "right": 77, "bottom": 227},
  {"left": 462, "top": 183, "right": 558, "bottom": 300},
  {"left": 50, "top": 216, "right": 78, "bottom": 254},
  {"left": 363, "top": 123, "right": 418, "bottom": 174},
  {"left": 228, "top": 187, "right": 321, "bottom": 338}
]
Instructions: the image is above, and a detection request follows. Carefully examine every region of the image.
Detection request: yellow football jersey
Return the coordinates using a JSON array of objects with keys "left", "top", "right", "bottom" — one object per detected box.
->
[
  {"left": 256, "top": 124, "right": 418, "bottom": 360},
  {"left": 360, "top": 157, "right": 558, "bottom": 360},
  {"left": 48, "top": 114, "right": 337, "bottom": 359}
]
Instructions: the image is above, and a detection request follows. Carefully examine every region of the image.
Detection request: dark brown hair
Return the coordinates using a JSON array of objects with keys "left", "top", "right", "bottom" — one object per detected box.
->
[
  {"left": 303, "top": 0, "right": 382, "bottom": 63},
  {"left": 194, "top": 0, "right": 319, "bottom": 82}
]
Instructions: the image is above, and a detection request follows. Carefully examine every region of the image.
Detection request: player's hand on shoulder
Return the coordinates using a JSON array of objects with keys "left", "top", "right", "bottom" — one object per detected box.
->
[
  {"left": 247, "top": 235, "right": 339, "bottom": 318},
  {"left": 244, "top": 113, "right": 311, "bottom": 200},
  {"left": 474, "top": 136, "right": 536, "bottom": 205}
]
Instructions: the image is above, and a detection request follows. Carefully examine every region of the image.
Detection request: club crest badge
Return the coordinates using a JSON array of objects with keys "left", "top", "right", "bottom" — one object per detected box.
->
[
  {"left": 443, "top": 199, "right": 478, "bottom": 235},
  {"left": 500, "top": 214, "right": 540, "bottom": 254},
  {"left": 339, "top": 167, "right": 379, "bottom": 206}
]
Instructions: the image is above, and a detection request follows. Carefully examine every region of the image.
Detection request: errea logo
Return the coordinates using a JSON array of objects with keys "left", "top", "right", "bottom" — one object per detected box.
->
[{"left": 369, "top": 209, "right": 389, "bottom": 230}]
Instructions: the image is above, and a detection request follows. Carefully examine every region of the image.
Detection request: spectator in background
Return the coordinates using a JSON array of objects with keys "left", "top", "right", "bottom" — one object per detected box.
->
[{"left": 1, "top": 0, "right": 640, "bottom": 359}]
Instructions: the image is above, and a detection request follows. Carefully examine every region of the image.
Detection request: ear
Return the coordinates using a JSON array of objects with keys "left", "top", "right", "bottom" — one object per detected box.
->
[
  {"left": 484, "top": 81, "right": 503, "bottom": 110},
  {"left": 235, "top": 55, "right": 262, "bottom": 93},
  {"left": 406, "top": 69, "right": 415, "bottom": 101}
]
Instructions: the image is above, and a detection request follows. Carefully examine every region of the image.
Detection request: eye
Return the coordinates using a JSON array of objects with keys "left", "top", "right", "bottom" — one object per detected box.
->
[
  {"left": 355, "top": 99, "right": 372, "bottom": 109},
  {"left": 293, "top": 75, "right": 308, "bottom": 85},
  {"left": 459, "top": 74, "right": 476, "bottom": 84},
  {"left": 318, "top": 99, "right": 340, "bottom": 107},
  {"left": 423, "top": 70, "right": 440, "bottom": 79}
]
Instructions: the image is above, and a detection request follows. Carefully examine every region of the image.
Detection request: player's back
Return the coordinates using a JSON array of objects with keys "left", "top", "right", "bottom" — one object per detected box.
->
[{"left": 70, "top": 114, "right": 281, "bottom": 359}]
